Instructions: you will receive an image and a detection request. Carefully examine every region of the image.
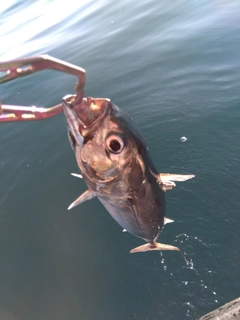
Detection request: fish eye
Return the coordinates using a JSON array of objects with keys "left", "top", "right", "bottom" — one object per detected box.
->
[{"left": 105, "top": 134, "right": 125, "bottom": 154}]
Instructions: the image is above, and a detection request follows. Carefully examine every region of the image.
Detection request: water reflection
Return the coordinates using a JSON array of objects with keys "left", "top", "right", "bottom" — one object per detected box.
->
[{"left": 0, "top": 0, "right": 101, "bottom": 59}]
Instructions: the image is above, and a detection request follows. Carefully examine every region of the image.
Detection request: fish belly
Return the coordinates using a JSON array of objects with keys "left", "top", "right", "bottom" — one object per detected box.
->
[{"left": 98, "top": 192, "right": 164, "bottom": 243}]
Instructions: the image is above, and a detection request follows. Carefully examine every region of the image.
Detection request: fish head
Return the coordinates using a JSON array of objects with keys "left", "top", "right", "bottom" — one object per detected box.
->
[{"left": 62, "top": 95, "right": 144, "bottom": 184}]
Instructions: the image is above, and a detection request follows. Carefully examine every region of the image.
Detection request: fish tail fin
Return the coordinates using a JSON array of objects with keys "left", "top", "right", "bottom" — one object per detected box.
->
[{"left": 130, "top": 242, "right": 180, "bottom": 254}]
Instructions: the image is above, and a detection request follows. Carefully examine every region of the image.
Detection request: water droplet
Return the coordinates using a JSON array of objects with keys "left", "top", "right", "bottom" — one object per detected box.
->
[
  {"left": 181, "top": 136, "right": 187, "bottom": 142},
  {"left": 181, "top": 302, "right": 196, "bottom": 318}
]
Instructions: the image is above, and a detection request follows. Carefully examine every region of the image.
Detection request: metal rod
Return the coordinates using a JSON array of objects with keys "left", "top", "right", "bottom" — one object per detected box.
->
[
  {"left": 0, "top": 55, "right": 86, "bottom": 122},
  {"left": 0, "top": 104, "right": 63, "bottom": 122}
]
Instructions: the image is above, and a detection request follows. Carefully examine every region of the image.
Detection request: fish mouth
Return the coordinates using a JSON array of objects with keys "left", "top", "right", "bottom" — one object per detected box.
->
[{"left": 62, "top": 94, "right": 111, "bottom": 146}]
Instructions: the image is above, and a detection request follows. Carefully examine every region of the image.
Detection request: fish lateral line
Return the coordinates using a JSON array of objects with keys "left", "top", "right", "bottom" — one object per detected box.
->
[{"left": 123, "top": 216, "right": 173, "bottom": 233}]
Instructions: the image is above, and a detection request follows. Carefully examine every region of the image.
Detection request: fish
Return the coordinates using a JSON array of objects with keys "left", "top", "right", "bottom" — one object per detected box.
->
[{"left": 62, "top": 95, "right": 195, "bottom": 253}]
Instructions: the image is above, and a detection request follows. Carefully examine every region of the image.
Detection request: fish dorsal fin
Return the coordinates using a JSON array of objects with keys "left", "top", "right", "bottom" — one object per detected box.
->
[
  {"left": 164, "top": 217, "right": 174, "bottom": 225},
  {"left": 150, "top": 169, "right": 195, "bottom": 192},
  {"left": 68, "top": 189, "right": 96, "bottom": 210}
]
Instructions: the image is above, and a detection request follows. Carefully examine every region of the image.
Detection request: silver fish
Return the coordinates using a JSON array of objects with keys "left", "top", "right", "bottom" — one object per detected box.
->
[{"left": 62, "top": 95, "right": 194, "bottom": 253}]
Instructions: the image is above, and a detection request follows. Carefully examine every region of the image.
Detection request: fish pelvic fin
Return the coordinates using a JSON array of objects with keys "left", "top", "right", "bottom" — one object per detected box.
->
[
  {"left": 130, "top": 242, "right": 180, "bottom": 254},
  {"left": 68, "top": 189, "right": 96, "bottom": 210},
  {"left": 71, "top": 173, "right": 83, "bottom": 178},
  {"left": 150, "top": 169, "right": 195, "bottom": 192}
]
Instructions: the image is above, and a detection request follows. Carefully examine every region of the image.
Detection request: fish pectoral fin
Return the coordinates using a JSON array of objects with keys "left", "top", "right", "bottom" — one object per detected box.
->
[
  {"left": 130, "top": 242, "right": 180, "bottom": 253},
  {"left": 160, "top": 173, "right": 195, "bottom": 182},
  {"left": 160, "top": 173, "right": 195, "bottom": 191},
  {"left": 150, "top": 169, "right": 195, "bottom": 192},
  {"left": 68, "top": 189, "right": 96, "bottom": 210}
]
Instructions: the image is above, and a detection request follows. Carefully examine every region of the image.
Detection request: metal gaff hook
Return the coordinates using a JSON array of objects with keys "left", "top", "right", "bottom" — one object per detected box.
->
[{"left": 0, "top": 55, "right": 86, "bottom": 122}]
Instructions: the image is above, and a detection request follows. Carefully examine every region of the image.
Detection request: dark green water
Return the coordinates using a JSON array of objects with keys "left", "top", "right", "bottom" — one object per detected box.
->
[{"left": 0, "top": 1, "right": 240, "bottom": 319}]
